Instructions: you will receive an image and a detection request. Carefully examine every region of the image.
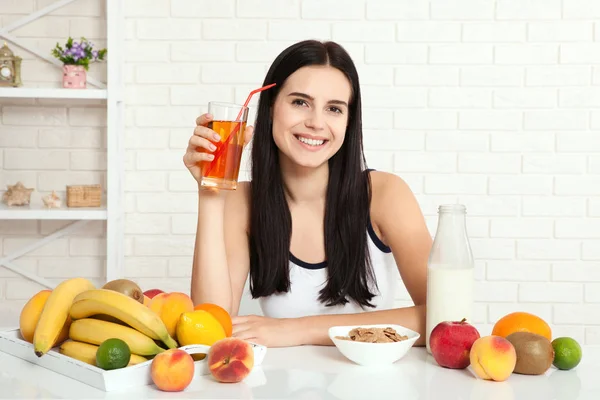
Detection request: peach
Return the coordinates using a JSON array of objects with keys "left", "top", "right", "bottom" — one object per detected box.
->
[
  {"left": 149, "top": 292, "right": 168, "bottom": 309},
  {"left": 149, "top": 292, "right": 194, "bottom": 339},
  {"left": 150, "top": 348, "right": 195, "bottom": 392},
  {"left": 208, "top": 337, "right": 254, "bottom": 383},
  {"left": 470, "top": 335, "right": 516, "bottom": 382}
]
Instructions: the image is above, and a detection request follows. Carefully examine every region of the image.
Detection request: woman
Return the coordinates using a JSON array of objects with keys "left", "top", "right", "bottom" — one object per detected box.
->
[{"left": 183, "top": 40, "right": 431, "bottom": 348}]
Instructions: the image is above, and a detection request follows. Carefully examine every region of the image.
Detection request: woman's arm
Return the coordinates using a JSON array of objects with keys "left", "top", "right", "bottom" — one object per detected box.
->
[
  {"left": 190, "top": 182, "right": 251, "bottom": 316},
  {"left": 372, "top": 171, "right": 430, "bottom": 311},
  {"left": 293, "top": 304, "right": 426, "bottom": 346},
  {"left": 232, "top": 304, "right": 426, "bottom": 347},
  {"left": 186, "top": 114, "right": 254, "bottom": 315}
]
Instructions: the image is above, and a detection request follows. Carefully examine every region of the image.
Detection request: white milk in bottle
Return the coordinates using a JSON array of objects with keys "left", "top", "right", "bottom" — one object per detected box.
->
[{"left": 425, "top": 204, "right": 474, "bottom": 354}]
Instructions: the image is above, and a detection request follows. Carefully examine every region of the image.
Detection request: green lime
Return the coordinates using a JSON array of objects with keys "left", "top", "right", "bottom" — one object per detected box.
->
[
  {"left": 551, "top": 337, "right": 582, "bottom": 371},
  {"left": 95, "top": 338, "right": 131, "bottom": 370}
]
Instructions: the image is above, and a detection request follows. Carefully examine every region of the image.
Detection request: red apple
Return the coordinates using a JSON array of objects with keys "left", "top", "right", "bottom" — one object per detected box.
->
[
  {"left": 430, "top": 318, "right": 480, "bottom": 369},
  {"left": 144, "top": 289, "right": 164, "bottom": 299}
]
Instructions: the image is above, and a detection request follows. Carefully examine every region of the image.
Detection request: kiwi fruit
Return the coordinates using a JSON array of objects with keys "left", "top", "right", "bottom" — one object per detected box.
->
[
  {"left": 102, "top": 279, "right": 144, "bottom": 304},
  {"left": 506, "top": 331, "right": 555, "bottom": 375}
]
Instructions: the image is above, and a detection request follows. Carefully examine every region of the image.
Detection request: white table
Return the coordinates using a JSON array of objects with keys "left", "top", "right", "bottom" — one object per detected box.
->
[{"left": 1, "top": 340, "right": 598, "bottom": 399}]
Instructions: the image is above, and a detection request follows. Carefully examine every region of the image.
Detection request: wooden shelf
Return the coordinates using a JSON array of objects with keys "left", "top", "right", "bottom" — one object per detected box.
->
[
  {"left": 0, "top": 87, "right": 107, "bottom": 100},
  {"left": 0, "top": 203, "right": 107, "bottom": 220}
]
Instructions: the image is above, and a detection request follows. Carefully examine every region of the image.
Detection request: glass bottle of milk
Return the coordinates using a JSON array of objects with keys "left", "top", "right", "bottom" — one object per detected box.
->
[{"left": 425, "top": 204, "right": 475, "bottom": 354}]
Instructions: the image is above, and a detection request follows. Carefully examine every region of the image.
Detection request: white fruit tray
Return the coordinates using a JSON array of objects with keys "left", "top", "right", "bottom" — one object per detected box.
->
[{"left": 0, "top": 328, "right": 267, "bottom": 392}]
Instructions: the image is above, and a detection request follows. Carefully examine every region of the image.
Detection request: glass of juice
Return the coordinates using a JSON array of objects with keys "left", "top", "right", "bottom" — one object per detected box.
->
[{"left": 199, "top": 101, "right": 249, "bottom": 190}]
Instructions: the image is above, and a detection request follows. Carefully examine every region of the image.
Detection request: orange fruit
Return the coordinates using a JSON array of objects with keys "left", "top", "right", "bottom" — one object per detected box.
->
[
  {"left": 176, "top": 310, "right": 226, "bottom": 347},
  {"left": 20, "top": 290, "right": 52, "bottom": 343},
  {"left": 492, "top": 311, "right": 552, "bottom": 341},
  {"left": 194, "top": 303, "right": 232, "bottom": 337}
]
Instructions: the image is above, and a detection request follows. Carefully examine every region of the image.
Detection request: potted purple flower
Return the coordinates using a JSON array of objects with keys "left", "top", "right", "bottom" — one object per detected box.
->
[{"left": 51, "top": 37, "right": 107, "bottom": 89}]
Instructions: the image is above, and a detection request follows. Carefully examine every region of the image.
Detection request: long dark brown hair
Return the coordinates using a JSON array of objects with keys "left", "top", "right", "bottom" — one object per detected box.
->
[{"left": 249, "top": 40, "right": 377, "bottom": 308}]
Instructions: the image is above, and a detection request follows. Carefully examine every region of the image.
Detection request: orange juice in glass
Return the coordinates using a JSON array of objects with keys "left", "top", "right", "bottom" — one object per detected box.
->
[{"left": 199, "top": 101, "right": 249, "bottom": 190}]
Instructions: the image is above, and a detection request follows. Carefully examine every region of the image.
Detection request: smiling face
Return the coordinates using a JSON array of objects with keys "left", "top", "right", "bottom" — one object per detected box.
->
[{"left": 271, "top": 65, "right": 352, "bottom": 169}]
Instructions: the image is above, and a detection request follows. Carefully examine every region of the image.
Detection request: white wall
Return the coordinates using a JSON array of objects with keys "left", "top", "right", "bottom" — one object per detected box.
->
[{"left": 1, "top": 0, "right": 599, "bottom": 343}]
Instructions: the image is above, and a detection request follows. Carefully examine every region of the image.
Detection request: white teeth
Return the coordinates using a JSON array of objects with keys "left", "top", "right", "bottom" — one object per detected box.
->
[{"left": 297, "top": 136, "right": 325, "bottom": 146}]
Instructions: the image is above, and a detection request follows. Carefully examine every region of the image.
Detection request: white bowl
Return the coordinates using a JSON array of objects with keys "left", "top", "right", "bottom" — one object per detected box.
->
[{"left": 328, "top": 324, "right": 420, "bottom": 366}]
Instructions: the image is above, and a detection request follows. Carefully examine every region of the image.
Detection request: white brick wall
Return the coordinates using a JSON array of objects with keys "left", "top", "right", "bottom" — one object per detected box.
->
[{"left": 0, "top": 0, "right": 598, "bottom": 344}]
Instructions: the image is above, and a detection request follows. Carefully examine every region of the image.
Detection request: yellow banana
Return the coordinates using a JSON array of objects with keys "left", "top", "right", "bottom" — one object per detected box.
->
[
  {"left": 59, "top": 340, "right": 148, "bottom": 367},
  {"left": 33, "top": 277, "right": 95, "bottom": 357},
  {"left": 69, "top": 318, "right": 166, "bottom": 356},
  {"left": 91, "top": 313, "right": 127, "bottom": 325},
  {"left": 69, "top": 289, "right": 178, "bottom": 349}
]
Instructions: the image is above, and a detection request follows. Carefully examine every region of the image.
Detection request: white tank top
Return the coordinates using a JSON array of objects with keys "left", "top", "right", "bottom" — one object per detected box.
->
[{"left": 259, "top": 218, "right": 399, "bottom": 318}]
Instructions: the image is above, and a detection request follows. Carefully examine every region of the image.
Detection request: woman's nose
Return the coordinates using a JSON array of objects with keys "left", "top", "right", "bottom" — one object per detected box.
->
[{"left": 304, "top": 111, "right": 325, "bottom": 130}]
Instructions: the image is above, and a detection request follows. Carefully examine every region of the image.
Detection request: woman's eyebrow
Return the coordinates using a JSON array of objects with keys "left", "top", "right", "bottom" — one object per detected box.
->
[{"left": 287, "top": 92, "right": 348, "bottom": 107}]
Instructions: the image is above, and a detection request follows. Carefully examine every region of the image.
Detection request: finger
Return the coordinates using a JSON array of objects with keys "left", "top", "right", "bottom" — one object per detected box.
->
[
  {"left": 184, "top": 151, "right": 214, "bottom": 165},
  {"left": 243, "top": 125, "right": 254, "bottom": 146},
  {"left": 235, "top": 334, "right": 255, "bottom": 344},
  {"left": 231, "top": 316, "right": 250, "bottom": 325},
  {"left": 231, "top": 323, "right": 251, "bottom": 336},
  {"left": 232, "top": 329, "right": 256, "bottom": 341},
  {"left": 189, "top": 135, "right": 217, "bottom": 152},
  {"left": 195, "top": 113, "right": 213, "bottom": 127},
  {"left": 194, "top": 125, "right": 221, "bottom": 141},
  {"left": 248, "top": 338, "right": 265, "bottom": 346}
]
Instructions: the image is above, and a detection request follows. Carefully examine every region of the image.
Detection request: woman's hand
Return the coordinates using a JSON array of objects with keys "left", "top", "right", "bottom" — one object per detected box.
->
[
  {"left": 183, "top": 113, "right": 254, "bottom": 184},
  {"left": 183, "top": 113, "right": 220, "bottom": 184},
  {"left": 232, "top": 315, "right": 301, "bottom": 348}
]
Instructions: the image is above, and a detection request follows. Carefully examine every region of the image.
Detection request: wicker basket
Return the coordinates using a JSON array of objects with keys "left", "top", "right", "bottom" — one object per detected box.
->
[{"left": 66, "top": 184, "right": 102, "bottom": 207}]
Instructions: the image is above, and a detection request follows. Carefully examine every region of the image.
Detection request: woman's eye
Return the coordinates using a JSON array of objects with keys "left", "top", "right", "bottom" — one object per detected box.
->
[
  {"left": 329, "top": 106, "right": 342, "bottom": 114},
  {"left": 292, "top": 99, "right": 308, "bottom": 107}
]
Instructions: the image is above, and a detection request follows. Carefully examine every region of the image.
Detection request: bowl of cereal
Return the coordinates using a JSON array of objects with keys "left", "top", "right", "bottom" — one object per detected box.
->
[{"left": 328, "top": 324, "right": 420, "bottom": 366}]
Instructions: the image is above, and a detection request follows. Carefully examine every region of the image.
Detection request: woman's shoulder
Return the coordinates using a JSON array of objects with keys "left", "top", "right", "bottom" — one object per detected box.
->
[
  {"left": 367, "top": 170, "right": 414, "bottom": 199},
  {"left": 367, "top": 170, "right": 419, "bottom": 233}
]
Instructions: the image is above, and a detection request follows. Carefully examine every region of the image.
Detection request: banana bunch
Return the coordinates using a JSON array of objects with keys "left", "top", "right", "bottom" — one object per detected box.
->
[
  {"left": 59, "top": 341, "right": 148, "bottom": 367},
  {"left": 68, "top": 318, "right": 167, "bottom": 356},
  {"left": 29, "top": 278, "right": 179, "bottom": 372},
  {"left": 69, "top": 289, "right": 178, "bottom": 349},
  {"left": 58, "top": 288, "right": 180, "bottom": 367}
]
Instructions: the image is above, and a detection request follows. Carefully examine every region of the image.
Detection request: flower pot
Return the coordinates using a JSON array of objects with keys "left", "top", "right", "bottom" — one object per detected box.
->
[{"left": 62, "top": 64, "right": 86, "bottom": 89}]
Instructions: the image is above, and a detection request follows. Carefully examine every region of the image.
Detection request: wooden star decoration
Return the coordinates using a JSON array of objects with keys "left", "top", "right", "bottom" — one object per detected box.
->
[{"left": 2, "top": 181, "right": 34, "bottom": 206}]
